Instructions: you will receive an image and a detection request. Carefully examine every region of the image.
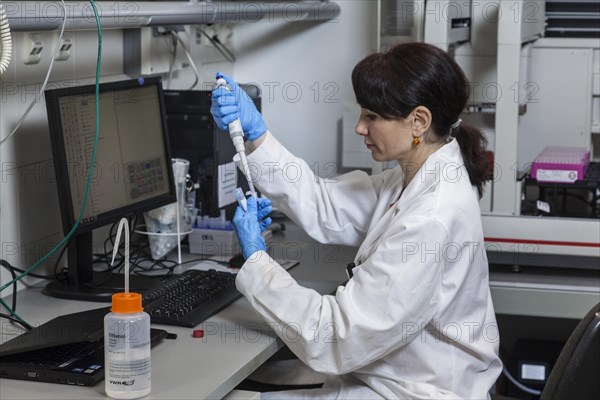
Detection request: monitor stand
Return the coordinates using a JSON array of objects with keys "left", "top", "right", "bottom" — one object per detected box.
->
[
  {"left": 43, "top": 232, "right": 166, "bottom": 302},
  {"left": 43, "top": 273, "right": 166, "bottom": 302}
]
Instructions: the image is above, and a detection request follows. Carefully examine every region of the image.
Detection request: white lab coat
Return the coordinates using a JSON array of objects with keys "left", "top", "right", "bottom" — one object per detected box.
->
[{"left": 235, "top": 132, "right": 502, "bottom": 399}]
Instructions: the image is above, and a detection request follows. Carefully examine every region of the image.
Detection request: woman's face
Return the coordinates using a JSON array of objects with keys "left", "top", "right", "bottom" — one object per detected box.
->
[{"left": 355, "top": 108, "right": 413, "bottom": 163}]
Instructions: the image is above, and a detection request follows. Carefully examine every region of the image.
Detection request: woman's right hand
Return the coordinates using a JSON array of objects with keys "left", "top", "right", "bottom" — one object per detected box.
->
[{"left": 210, "top": 73, "right": 268, "bottom": 142}]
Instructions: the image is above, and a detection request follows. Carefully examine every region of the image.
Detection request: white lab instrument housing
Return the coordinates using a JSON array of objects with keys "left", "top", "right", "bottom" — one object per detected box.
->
[{"left": 365, "top": 0, "right": 600, "bottom": 268}]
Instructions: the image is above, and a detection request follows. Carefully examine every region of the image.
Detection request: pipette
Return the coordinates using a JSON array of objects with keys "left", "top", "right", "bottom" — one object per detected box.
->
[{"left": 215, "top": 74, "right": 257, "bottom": 198}]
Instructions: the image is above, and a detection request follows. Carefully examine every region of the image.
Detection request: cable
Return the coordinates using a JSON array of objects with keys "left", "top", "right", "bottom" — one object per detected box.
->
[
  {"left": 211, "top": 36, "right": 235, "bottom": 62},
  {"left": 501, "top": 366, "right": 542, "bottom": 396},
  {"left": 166, "top": 31, "right": 178, "bottom": 89},
  {"left": 0, "top": 261, "right": 34, "bottom": 330},
  {"left": 1, "top": 260, "right": 55, "bottom": 281},
  {"left": 0, "top": 313, "right": 32, "bottom": 331},
  {"left": 196, "top": 26, "right": 236, "bottom": 63},
  {"left": 0, "top": 0, "right": 102, "bottom": 327},
  {"left": 0, "top": 260, "right": 17, "bottom": 311},
  {"left": 171, "top": 31, "right": 199, "bottom": 90},
  {"left": 0, "top": 0, "right": 12, "bottom": 74},
  {"left": 53, "top": 242, "right": 69, "bottom": 282},
  {"left": 0, "top": 0, "right": 67, "bottom": 146}
]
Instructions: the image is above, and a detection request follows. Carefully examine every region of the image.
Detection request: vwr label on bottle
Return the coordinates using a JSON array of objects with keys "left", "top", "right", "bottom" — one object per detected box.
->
[
  {"left": 107, "top": 358, "right": 151, "bottom": 384},
  {"left": 105, "top": 316, "right": 151, "bottom": 398}
]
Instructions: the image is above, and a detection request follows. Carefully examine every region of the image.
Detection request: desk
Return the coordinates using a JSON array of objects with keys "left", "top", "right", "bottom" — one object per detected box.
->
[
  {"left": 1, "top": 288, "right": 279, "bottom": 399},
  {"left": 1, "top": 224, "right": 598, "bottom": 399},
  {"left": 0, "top": 224, "right": 354, "bottom": 400}
]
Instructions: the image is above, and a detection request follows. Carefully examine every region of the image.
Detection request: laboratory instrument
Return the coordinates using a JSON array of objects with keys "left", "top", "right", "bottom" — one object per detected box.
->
[{"left": 214, "top": 74, "right": 257, "bottom": 198}]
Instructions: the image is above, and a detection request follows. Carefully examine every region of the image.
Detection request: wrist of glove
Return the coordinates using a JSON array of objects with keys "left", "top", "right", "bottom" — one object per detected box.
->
[
  {"left": 233, "top": 197, "right": 273, "bottom": 260},
  {"left": 211, "top": 73, "right": 268, "bottom": 142},
  {"left": 245, "top": 114, "right": 268, "bottom": 142}
]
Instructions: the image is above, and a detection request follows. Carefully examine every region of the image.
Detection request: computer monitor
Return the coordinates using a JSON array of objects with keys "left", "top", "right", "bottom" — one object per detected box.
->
[{"left": 43, "top": 76, "right": 177, "bottom": 301}]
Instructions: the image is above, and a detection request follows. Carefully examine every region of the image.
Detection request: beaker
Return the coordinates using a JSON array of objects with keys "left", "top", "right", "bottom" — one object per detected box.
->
[{"left": 142, "top": 158, "right": 193, "bottom": 260}]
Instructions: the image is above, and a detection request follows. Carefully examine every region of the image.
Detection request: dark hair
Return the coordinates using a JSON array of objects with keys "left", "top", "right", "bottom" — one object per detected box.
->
[{"left": 351, "top": 42, "right": 489, "bottom": 198}]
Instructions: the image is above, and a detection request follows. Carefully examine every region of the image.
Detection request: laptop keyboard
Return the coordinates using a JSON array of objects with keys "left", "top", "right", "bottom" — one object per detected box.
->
[{"left": 1, "top": 341, "right": 97, "bottom": 367}]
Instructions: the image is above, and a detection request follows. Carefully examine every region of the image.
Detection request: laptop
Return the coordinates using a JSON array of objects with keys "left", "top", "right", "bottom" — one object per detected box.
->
[{"left": 0, "top": 307, "right": 168, "bottom": 386}]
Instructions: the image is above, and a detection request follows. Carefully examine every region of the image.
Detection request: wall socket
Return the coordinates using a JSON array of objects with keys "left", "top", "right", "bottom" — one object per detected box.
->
[
  {"left": 23, "top": 33, "right": 44, "bottom": 65},
  {"left": 55, "top": 34, "right": 72, "bottom": 61}
]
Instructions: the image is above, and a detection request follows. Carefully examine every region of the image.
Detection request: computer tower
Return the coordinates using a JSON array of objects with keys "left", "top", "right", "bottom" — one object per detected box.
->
[{"left": 163, "top": 86, "right": 261, "bottom": 219}]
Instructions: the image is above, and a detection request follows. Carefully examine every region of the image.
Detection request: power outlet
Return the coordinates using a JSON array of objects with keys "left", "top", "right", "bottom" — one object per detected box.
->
[
  {"left": 23, "top": 33, "right": 44, "bottom": 65},
  {"left": 55, "top": 34, "right": 72, "bottom": 61},
  {"left": 194, "top": 24, "right": 233, "bottom": 64}
]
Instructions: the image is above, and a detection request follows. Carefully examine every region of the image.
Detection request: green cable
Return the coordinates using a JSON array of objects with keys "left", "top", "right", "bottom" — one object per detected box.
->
[{"left": 0, "top": 0, "right": 102, "bottom": 327}]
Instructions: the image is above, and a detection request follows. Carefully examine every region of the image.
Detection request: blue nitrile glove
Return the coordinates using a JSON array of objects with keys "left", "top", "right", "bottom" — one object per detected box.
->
[
  {"left": 211, "top": 72, "right": 268, "bottom": 141},
  {"left": 256, "top": 197, "right": 273, "bottom": 231},
  {"left": 233, "top": 197, "right": 273, "bottom": 260}
]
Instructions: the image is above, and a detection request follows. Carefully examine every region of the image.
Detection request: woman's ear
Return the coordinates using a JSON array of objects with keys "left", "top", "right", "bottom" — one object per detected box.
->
[{"left": 411, "top": 106, "right": 432, "bottom": 136}]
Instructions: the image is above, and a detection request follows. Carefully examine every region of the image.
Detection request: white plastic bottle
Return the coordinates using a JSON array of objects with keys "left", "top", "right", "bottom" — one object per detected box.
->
[{"left": 104, "top": 292, "right": 151, "bottom": 399}]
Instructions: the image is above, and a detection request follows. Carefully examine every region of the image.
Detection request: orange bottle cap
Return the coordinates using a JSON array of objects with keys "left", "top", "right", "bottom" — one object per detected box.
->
[{"left": 111, "top": 292, "right": 143, "bottom": 314}]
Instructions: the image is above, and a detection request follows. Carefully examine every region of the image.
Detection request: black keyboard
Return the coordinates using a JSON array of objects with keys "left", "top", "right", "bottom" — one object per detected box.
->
[
  {"left": 0, "top": 341, "right": 96, "bottom": 367},
  {"left": 142, "top": 269, "right": 241, "bottom": 327}
]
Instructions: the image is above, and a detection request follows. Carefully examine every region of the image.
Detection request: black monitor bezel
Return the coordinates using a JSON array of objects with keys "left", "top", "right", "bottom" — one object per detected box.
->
[{"left": 45, "top": 76, "right": 177, "bottom": 235}]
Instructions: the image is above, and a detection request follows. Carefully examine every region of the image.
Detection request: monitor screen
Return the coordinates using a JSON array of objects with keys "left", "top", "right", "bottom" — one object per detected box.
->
[{"left": 44, "top": 77, "right": 176, "bottom": 301}]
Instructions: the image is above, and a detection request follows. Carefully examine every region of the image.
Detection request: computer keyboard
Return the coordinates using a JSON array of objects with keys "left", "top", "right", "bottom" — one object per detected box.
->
[
  {"left": 142, "top": 269, "right": 241, "bottom": 327},
  {"left": 1, "top": 341, "right": 96, "bottom": 367}
]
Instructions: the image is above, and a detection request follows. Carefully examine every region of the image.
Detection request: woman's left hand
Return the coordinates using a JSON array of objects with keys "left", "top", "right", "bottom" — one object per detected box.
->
[{"left": 233, "top": 197, "right": 273, "bottom": 260}]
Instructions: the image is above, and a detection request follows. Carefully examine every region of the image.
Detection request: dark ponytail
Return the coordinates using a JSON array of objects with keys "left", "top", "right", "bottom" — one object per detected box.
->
[
  {"left": 452, "top": 124, "right": 489, "bottom": 198},
  {"left": 352, "top": 42, "right": 490, "bottom": 198}
]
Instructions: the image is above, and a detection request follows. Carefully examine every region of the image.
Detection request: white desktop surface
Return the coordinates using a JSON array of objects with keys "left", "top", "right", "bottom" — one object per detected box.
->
[
  {"left": 0, "top": 285, "right": 282, "bottom": 399},
  {"left": 0, "top": 224, "right": 354, "bottom": 400}
]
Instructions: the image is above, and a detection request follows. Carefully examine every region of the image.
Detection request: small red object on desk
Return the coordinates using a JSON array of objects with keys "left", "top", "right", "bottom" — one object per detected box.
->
[{"left": 192, "top": 329, "right": 204, "bottom": 338}]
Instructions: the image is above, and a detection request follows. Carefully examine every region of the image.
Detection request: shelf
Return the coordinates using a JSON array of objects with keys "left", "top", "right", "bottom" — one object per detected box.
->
[
  {"left": 522, "top": 162, "right": 599, "bottom": 219},
  {"left": 6, "top": 1, "right": 341, "bottom": 31}
]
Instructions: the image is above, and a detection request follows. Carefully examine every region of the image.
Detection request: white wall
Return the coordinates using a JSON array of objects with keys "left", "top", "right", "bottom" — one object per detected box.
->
[
  {"left": 230, "top": 0, "right": 378, "bottom": 169},
  {"left": 0, "top": 1, "right": 377, "bottom": 293}
]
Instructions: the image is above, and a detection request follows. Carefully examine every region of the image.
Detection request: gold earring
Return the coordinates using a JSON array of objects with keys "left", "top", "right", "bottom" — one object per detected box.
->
[{"left": 412, "top": 135, "right": 421, "bottom": 146}]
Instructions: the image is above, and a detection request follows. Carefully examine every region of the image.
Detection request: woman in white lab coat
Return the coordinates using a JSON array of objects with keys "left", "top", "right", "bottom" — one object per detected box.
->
[{"left": 211, "top": 42, "right": 503, "bottom": 399}]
